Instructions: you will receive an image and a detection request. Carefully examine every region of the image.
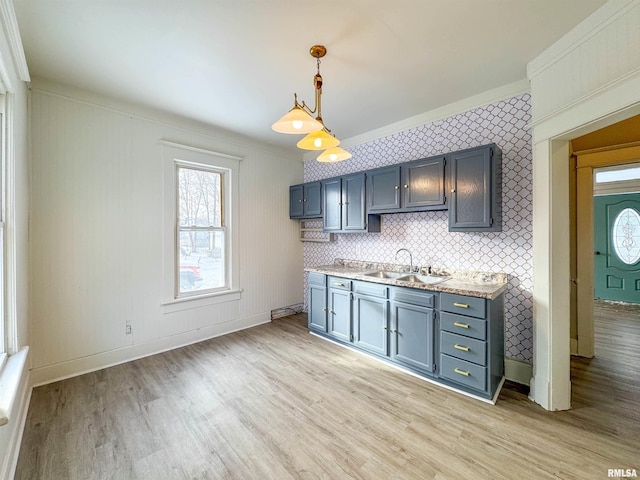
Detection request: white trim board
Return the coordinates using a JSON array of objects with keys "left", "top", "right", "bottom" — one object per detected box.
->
[
  {"left": 0, "top": 349, "right": 30, "bottom": 480},
  {"left": 30, "top": 313, "right": 271, "bottom": 387},
  {"left": 505, "top": 357, "right": 532, "bottom": 386}
]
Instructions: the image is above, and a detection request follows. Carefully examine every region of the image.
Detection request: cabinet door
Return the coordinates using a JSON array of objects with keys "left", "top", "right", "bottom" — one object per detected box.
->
[
  {"left": 342, "top": 173, "right": 366, "bottom": 231},
  {"left": 289, "top": 185, "right": 304, "bottom": 218},
  {"left": 367, "top": 166, "right": 401, "bottom": 212},
  {"left": 303, "top": 182, "right": 322, "bottom": 217},
  {"left": 308, "top": 284, "right": 327, "bottom": 333},
  {"left": 328, "top": 288, "right": 351, "bottom": 342},
  {"left": 402, "top": 157, "right": 446, "bottom": 209},
  {"left": 390, "top": 301, "right": 435, "bottom": 374},
  {"left": 353, "top": 294, "right": 388, "bottom": 356},
  {"left": 322, "top": 178, "right": 342, "bottom": 231},
  {"left": 449, "top": 146, "right": 493, "bottom": 230}
]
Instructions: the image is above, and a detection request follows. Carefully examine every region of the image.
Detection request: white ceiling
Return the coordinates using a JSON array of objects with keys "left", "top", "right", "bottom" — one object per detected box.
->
[{"left": 14, "top": 0, "right": 608, "bottom": 152}]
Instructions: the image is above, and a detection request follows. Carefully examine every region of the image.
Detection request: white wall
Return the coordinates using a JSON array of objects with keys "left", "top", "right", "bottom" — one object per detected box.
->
[
  {"left": 28, "top": 79, "right": 303, "bottom": 384},
  {"left": 527, "top": 0, "right": 640, "bottom": 410}
]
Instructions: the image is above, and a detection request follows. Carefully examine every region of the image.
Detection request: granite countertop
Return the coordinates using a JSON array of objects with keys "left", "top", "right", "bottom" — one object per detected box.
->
[{"left": 305, "top": 259, "right": 508, "bottom": 300}]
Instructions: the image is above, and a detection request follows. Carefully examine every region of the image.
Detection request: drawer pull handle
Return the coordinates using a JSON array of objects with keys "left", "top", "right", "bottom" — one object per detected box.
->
[
  {"left": 334, "top": 282, "right": 345, "bottom": 287},
  {"left": 454, "top": 368, "right": 470, "bottom": 377},
  {"left": 453, "top": 302, "right": 469, "bottom": 308},
  {"left": 453, "top": 322, "right": 470, "bottom": 329},
  {"left": 454, "top": 344, "right": 470, "bottom": 352}
]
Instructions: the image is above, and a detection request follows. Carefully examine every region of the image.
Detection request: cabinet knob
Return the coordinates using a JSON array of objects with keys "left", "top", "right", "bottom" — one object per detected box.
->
[
  {"left": 303, "top": 198, "right": 307, "bottom": 202},
  {"left": 404, "top": 184, "right": 409, "bottom": 188},
  {"left": 382, "top": 326, "right": 387, "bottom": 330},
  {"left": 391, "top": 328, "right": 397, "bottom": 333},
  {"left": 394, "top": 185, "right": 399, "bottom": 190},
  {"left": 451, "top": 189, "right": 456, "bottom": 193}
]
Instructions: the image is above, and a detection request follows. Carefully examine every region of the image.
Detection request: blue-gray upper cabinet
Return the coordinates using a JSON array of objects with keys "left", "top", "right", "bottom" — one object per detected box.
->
[
  {"left": 448, "top": 144, "right": 502, "bottom": 232},
  {"left": 367, "top": 156, "right": 446, "bottom": 214},
  {"left": 289, "top": 182, "right": 322, "bottom": 219},
  {"left": 322, "top": 173, "right": 381, "bottom": 233},
  {"left": 389, "top": 287, "right": 437, "bottom": 376}
]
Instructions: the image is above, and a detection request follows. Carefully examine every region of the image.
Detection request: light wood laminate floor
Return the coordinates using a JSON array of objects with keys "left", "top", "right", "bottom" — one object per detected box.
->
[{"left": 15, "top": 303, "right": 640, "bottom": 480}]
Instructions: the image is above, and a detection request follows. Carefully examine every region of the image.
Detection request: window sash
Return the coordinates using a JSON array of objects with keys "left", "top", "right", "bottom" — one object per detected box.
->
[{"left": 174, "top": 160, "right": 231, "bottom": 299}]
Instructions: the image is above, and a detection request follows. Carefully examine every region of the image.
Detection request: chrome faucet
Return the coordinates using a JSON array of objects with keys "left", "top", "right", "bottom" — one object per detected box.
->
[{"left": 395, "top": 248, "right": 414, "bottom": 273}]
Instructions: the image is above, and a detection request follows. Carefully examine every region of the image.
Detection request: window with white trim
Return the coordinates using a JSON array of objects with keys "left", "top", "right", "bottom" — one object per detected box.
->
[
  {"left": 176, "top": 164, "right": 227, "bottom": 296},
  {"left": 0, "top": 100, "right": 6, "bottom": 365},
  {"left": 161, "top": 141, "right": 241, "bottom": 309}
]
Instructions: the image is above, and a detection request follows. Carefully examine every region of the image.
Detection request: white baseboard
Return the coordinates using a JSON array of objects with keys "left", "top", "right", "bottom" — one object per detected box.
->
[
  {"left": 505, "top": 357, "right": 533, "bottom": 386},
  {"left": 570, "top": 337, "right": 578, "bottom": 355},
  {"left": 0, "top": 350, "right": 31, "bottom": 480},
  {"left": 30, "top": 313, "right": 271, "bottom": 387}
]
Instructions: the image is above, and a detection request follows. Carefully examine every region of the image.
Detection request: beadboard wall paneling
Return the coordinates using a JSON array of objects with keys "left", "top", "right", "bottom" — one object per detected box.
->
[
  {"left": 528, "top": 0, "right": 640, "bottom": 124},
  {"left": 303, "top": 94, "right": 533, "bottom": 363},
  {"left": 28, "top": 87, "right": 303, "bottom": 380}
]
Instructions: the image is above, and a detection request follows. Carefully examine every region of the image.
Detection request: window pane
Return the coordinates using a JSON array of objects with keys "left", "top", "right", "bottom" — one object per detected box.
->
[
  {"left": 612, "top": 208, "right": 640, "bottom": 265},
  {"left": 595, "top": 165, "right": 640, "bottom": 183},
  {"left": 178, "top": 230, "right": 225, "bottom": 293},
  {"left": 177, "top": 167, "right": 222, "bottom": 227}
]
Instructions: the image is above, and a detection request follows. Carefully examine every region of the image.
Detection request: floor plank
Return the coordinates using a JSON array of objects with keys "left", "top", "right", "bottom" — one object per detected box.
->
[{"left": 15, "top": 305, "right": 640, "bottom": 479}]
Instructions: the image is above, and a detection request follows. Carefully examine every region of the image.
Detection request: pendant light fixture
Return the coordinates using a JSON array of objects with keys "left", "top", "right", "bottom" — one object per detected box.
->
[{"left": 271, "top": 45, "right": 352, "bottom": 162}]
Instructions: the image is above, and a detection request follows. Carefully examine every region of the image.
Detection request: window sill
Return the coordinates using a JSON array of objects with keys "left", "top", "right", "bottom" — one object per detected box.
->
[
  {"left": 161, "top": 288, "right": 243, "bottom": 313},
  {"left": 0, "top": 346, "right": 29, "bottom": 427}
]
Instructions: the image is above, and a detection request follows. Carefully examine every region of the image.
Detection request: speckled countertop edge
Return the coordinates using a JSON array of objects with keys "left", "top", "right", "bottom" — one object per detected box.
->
[{"left": 305, "top": 258, "right": 508, "bottom": 300}]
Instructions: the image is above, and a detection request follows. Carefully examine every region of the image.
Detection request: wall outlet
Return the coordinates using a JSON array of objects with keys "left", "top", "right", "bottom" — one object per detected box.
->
[
  {"left": 355, "top": 243, "right": 361, "bottom": 256},
  {"left": 125, "top": 323, "right": 132, "bottom": 335}
]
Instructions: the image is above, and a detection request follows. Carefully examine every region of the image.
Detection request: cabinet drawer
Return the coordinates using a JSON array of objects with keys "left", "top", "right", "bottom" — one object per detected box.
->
[
  {"left": 308, "top": 272, "right": 326, "bottom": 287},
  {"left": 440, "top": 331, "right": 486, "bottom": 366},
  {"left": 327, "top": 276, "right": 351, "bottom": 291},
  {"left": 440, "top": 354, "right": 487, "bottom": 392},
  {"left": 353, "top": 280, "right": 388, "bottom": 299},
  {"left": 440, "top": 311, "right": 486, "bottom": 341},
  {"left": 390, "top": 287, "right": 435, "bottom": 308},
  {"left": 441, "top": 293, "right": 486, "bottom": 319}
]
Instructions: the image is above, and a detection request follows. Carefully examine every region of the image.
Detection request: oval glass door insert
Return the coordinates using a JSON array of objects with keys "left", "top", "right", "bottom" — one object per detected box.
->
[{"left": 612, "top": 207, "right": 640, "bottom": 265}]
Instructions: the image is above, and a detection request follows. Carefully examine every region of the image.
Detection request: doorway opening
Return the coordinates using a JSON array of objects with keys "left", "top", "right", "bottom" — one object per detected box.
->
[{"left": 569, "top": 118, "right": 640, "bottom": 418}]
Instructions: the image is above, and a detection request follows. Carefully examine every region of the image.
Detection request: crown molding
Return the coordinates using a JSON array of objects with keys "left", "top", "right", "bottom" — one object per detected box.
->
[
  {"left": 303, "top": 78, "right": 530, "bottom": 163},
  {"left": 0, "top": 0, "right": 30, "bottom": 83}
]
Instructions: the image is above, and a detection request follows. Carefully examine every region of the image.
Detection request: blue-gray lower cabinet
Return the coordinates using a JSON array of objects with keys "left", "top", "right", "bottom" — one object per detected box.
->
[
  {"left": 307, "top": 272, "right": 327, "bottom": 333},
  {"left": 327, "top": 277, "right": 352, "bottom": 343},
  {"left": 307, "top": 273, "right": 505, "bottom": 402},
  {"left": 352, "top": 280, "right": 389, "bottom": 356},
  {"left": 389, "top": 287, "right": 436, "bottom": 376},
  {"left": 438, "top": 292, "right": 504, "bottom": 399}
]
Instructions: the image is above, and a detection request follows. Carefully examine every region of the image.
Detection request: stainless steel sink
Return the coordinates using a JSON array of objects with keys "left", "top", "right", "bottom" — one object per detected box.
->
[
  {"left": 362, "top": 271, "right": 405, "bottom": 279},
  {"left": 397, "top": 274, "right": 450, "bottom": 285}
]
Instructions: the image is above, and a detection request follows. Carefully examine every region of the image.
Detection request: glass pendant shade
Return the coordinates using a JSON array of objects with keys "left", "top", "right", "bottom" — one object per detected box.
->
[
  {"left": 317, "top": 146, "right": 352, "bottom": 163},
  {"left": 297, "top": 130, "right": 340, "bottom": 150},
  {"left": 271, "top": 106, "right": 323, "bottom": 134}
]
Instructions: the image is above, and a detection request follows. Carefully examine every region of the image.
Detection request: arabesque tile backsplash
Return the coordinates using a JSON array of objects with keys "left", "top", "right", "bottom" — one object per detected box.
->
[{"left": 303, "top": 93, "right": 533, "bottom": 363}]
